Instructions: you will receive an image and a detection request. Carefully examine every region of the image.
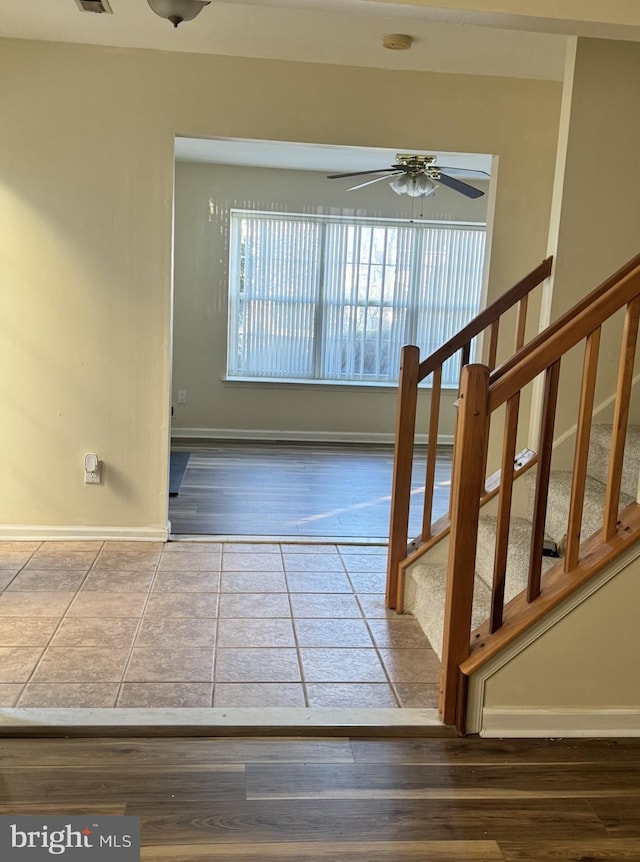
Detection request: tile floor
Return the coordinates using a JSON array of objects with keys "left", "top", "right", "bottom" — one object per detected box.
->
[{"left": 0, "top": 540, "right": 440, "bottom": 710}]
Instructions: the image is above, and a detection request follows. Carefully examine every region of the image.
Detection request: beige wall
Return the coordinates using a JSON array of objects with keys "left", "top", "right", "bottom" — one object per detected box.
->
[
  {"left": 483, "top": 553, "right": 640, "bottom": 710},
  {"left": 0, "top": 37, "right": 560, "bottom": 535},
  {"left": 540, "top": 38, "right": 640, "bottom": 451},
  {"left": 172, "top": 161, "right": 487, "bottom": 440}
]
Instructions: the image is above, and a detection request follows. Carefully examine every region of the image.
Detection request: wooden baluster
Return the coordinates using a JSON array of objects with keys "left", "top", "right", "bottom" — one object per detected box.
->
[
  {"left": 422, "top": 365, "right": 442, "bottom": 542},
  {"left": 460, "top": 340, "right": 471, "bottom": 377},
  {"left": 603, "top": 297, "right": 640, "bottom": 540},
  {"left": 386, "top": 345, "right": 420, "bottom": 610},
  {"left": 489, "top": 392, "right": 520, "bottom": 633},
  {"left": 439, "top": 364, "right": 489, "bottom": 727},
  {"left": 487, "top": 319, "right": 500, "bottom": 371},
  {"left": 565, "top": 328, "right": 601, "bottom": 571},
  {"left": 527, "top": 359, "right": 561, "bottom": 602},
  {"left": 514, "top": 295, "right": 529, "bottom": 351}
]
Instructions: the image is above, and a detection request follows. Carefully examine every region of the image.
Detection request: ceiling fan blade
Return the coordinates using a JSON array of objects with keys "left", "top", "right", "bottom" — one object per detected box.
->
[
  {"left": 346, "top": 173, "right": 402, "bottom": 191},
  {"left": 438, "top": 166, "right": 491, "bottom": 177},
  {"left": 327, "top": 168, "right": 397, "bottom": 179},
  {"left": 437, "top": 172, "right": 485, "bottom": 199}
]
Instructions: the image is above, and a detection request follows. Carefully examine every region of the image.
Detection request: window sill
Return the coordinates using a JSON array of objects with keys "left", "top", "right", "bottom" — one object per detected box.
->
[{"left": 221, "top": 376, "right": 457, "bottom": 392}]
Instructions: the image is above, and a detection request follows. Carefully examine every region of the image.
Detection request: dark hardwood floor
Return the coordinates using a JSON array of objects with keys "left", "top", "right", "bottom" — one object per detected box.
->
[
  {"left": 169, "top": 442, "right": 452, "bottom": 539},
  {"left": 2, "top": 735, "right": 640, "bottom": 860}
]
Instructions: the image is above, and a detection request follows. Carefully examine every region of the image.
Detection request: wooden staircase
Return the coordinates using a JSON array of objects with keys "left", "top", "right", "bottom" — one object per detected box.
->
[{"left": 386, "top": 252, "right": 640, "bottom": 732}]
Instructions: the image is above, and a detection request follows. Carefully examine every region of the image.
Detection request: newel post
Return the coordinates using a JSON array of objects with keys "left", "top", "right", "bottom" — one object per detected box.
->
[
  {"left": 386, "top": 345, "right": 420, "bottom": 610},
  {"left": 439, "top": 363, "right": 490, "bottom": 727}
]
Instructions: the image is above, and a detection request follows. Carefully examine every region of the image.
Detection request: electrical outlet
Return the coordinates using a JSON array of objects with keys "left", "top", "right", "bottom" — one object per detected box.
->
[
  {"left": 177, "top": 389, "right": 187, "bottom": 404},
  {"left": 84, "top": 453, "right": 101, "bottom": 484}
]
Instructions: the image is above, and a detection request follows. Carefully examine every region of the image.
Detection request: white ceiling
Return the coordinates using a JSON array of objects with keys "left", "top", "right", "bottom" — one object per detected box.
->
[
  {"left": 8, "top": 1, "right": 639, "bottom": 177},
  {"left": 0, "top": 0, "right": 569, "bottom": 80}
]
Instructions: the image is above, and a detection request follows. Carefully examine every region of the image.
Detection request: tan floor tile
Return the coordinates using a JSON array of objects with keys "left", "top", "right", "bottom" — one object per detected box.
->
[
  {"left": 162, "top": 542, "right": 222, "bottom": 554},
  {"left": 124, "top": 647, "right": 214, "bottom": 682},
  {"left": 368, "top": 618, "right": 434, "bottom": 649},
  {"left": 0, "top": 592, "right": 75, "bottom": 618},
  {"left": 214, "top": 683, "right": 305, "bottom": 707},
  {"left": 280, "top": 544, "right": 339, "bottom": 555},
  {"left": 151, "top": 571, "right": 220, "bottom": 592},
  {"left": 92, "top": 557, "right": 158, "bottom": 574},
  {"left": 67, "top": 591, "right": 148, "bottom": 617},
  {"left": 18, "top": 683, "right": 119, "bottom": 708},
  {"left": 81, "top": 570, "right": 155, "bottom": 592},
  {"left": 356, "top": 594, "right": 397, "bottom": 619},
  {"left": 222, "top": 543, "right": 281, "bottom": 554},
  {"left": 289, "top": 593, "right": 361, "bottom": 618},
  {"left": 7, "top": 570, "right": 87, "bottom": 591},
  {"left": 0, "top": 618, "right": 59, "bottom": 646},
  {"left": 222, "top": 552, "right": 284, "bottom": 572},
  {"left": 378, "top": 648, "right": 441, "bottom": 683},
  {"left": 222, "top": 551, "right": 284, "bottom": 572},
  {"left": 0, "top": 684, "right": 23, "bottom": 706},
  {"left": 157, "top": 553, "right": 221, "bottom": 572},
  {"left": 218, "top": 593, "right": 290, "bottom": 618},
  {"left": 219, "top": 572, "right": 287, "bottom": 593},
  {"left": 0, "top": 542, "right": 41, "bottom": 555},
  {"left": 285, "top": 571, "right": 353, "bottom": 593},
  {"left": 50, "top": 617, "right": 139, "bottom": 648},
  {"left": 117, "top": 682, "right": 213, "bottom": 708},
  {"left": 348, "top": 571, "right": 387, "bottom": 593},
  {"left": 294, "top": 618, "right": 373, "bottom": 648},
  {"left": 282, "top": 553, "right": 345, "bottom": 572},
  {"left": 340, "top": 553, "right": 387, "bottom": 573},
  {"left": 24, "top": 551, "right": 97, "bottom": 571},
  {"left": 144, "top": 592, "right": 218, "bottom": 618},
  {"left": 215, "top": 648, "right": 301, "bottom": 683},
  {"left": 217, "top": 618, "right": 295, "bottom": 648},
  {"left": 135, "top": 617, "right": 216, "bottom": 648},
  {"left": 394, "top": 683, "right": 440, "bottom": 708},
  {"left": 41, "top": 541, "right": 104, "bottom": 553},
  {"left": 300, "top": 648, "right": 387, "bottom": 683},
  {"left": 0, "top": 647, "right": 44, "bottom": 682},
  {"left": 30, "top": 647, "right": 130, "bottom": 683},
  {"left": 306, "top": 683, "right": 398, "bottom": 708},
  {"left": 0, "top": 572, "right": 19, "bottom": 589},
  {"left": 337, "top": 544, "right": 387, "bottom": 555}
]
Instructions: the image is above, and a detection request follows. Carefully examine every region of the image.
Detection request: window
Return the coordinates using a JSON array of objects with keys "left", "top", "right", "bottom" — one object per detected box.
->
[{"left": 227, "top": 210, "right": 486, "bottom": 387}]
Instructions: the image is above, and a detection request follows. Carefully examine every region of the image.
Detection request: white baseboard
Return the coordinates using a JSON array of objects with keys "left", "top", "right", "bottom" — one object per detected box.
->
[
  {"left": 481, "top": 707, "right": 640, "bottom": 737},
  {"left": 171, "top": 427, "right": 454, "bottom": 446},
  {"left": 0, "top": 525, "right": 169, "bottom": 542}
]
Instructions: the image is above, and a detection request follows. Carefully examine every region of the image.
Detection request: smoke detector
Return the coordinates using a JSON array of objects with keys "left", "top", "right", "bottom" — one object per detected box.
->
[
  {"left": 74, "top": 0, "right": 113, "bottom": 12},
  {"left": 382, "top": 34, "right": 413, "bottom": 50}
]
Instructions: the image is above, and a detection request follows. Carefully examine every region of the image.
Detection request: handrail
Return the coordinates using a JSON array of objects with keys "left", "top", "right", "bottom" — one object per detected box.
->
[
  {"left": 386, "top": 257, "right": 553, "bottom": 612},
  {"left": 440, "top": 252, "right": 640, "bottom": 730}
]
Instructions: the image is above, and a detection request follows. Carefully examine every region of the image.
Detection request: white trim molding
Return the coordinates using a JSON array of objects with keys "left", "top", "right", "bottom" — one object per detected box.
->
[
  {"left": 481, "top": 707, "right": 640, "bottom": 738},
  {"left": 171, "top": 427, "right": 454, "bottom": 446},
  {"left": 0, "top": 525, "right": 169, "bottom": 542}
]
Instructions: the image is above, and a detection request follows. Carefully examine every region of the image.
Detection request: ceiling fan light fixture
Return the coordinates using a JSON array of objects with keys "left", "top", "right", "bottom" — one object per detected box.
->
[
  {"left": 390, "top": 173, "right": 437, "bottom": 198},
  {"left": 146, "top": 0, "right": 211, "bottom": 28},
  {"left": 389, "top": 175, "right": 409, "bottom": 195}
]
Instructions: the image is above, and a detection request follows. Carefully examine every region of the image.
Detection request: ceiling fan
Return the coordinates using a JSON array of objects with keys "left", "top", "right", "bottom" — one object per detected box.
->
[{"left": 327, "top": 154, "right": 488, "bottom": 199}]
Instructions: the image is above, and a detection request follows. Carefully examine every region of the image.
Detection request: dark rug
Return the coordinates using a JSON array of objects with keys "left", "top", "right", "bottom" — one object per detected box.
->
[{"left": 169, "top": 451, "right": 191, "bottom": 497}]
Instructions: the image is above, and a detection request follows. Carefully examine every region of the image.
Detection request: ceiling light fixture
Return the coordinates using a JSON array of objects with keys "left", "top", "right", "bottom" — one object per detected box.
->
[
  {"left": 390, "top": 173, "right": 437, "bottom": 198},
  {"left": 147, "top": 0, "right": 211, "bottom": 28}
]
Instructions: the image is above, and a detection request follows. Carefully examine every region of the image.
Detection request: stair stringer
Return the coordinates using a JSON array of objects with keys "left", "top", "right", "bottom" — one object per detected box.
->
[{"left": 464, "top": 520, "right": 640, "bottom": 736}]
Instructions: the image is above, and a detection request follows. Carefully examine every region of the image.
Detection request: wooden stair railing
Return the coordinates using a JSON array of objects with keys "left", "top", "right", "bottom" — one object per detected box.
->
[
  {"left": 441, "top": 251, "right": 640, "bottom": 728},
  {"left": 386, "top": 256, "right": 553, "bottom": 611}
]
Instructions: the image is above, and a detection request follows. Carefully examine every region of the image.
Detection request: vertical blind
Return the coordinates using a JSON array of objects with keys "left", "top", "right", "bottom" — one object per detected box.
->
[{"left": 227, "top": 210, "right": 486, "bottom": 386}]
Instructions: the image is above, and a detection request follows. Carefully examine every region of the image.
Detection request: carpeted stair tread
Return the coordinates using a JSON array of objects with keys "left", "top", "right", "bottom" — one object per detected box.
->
[
  {"left": 476, "top": 514, "right": 556, "bottom": 602},
  {"left": 526, "top": 470, "right": 634, "bottom": 543},
  {"left": 588, "top": 423, "right": 640, "bottom": 499},
  {"left": 408, "top": 562, "right": 492, "bottom": 660}
]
